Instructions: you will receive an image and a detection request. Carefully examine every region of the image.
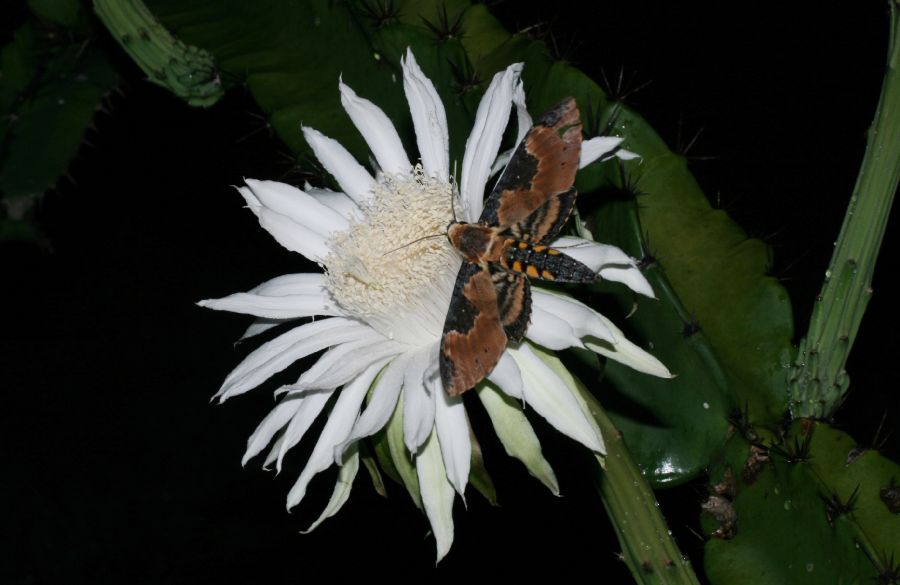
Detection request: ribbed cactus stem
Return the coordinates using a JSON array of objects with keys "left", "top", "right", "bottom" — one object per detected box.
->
[
  {"left": 789, "top": 0, "right": 900, "bottom": 418},
  {"left": 577, "top": 387, "right": 701, "bottom": 585},
  {"left": 93, "top": 0, "right": 224, "bottom": 107}
]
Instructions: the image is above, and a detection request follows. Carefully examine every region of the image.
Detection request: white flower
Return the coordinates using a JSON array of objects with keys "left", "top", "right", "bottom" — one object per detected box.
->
[{"left": 199, "top": 49, "right": 671, "bottom": 562}]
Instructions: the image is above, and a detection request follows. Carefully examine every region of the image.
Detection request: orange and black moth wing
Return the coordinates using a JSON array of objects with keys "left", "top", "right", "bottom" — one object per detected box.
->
[
  {"left": 440, "top": 262, "right": 508, "bottom": 397},
  {"left": 480, "top": 97, "right": 583, "bottom": 242}
]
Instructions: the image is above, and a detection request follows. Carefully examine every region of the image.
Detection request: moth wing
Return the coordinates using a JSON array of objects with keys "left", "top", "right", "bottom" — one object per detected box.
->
[
  {"left": 479, "top": 97, "right": 582, "bottom": 245},
  {"left": 440, "top": 262, "right": 508, "bottom": 396},
  {"left": 491, "top": 265, "right": 531, "bottom": 341}
]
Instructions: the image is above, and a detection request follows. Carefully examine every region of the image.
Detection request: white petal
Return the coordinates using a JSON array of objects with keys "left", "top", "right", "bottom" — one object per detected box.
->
[
  {"left": 198, "top": 292, "right": 341, "bottom": 320},
  {"left": 286, "top": 361, "right": 383, "bottom": 510},
  {"left": 301, "top": 444, "right": 360, "bottom": 533},
  {"left": 216, "top": 317, "right": 373, "bottom": 402},
  {"left": 486, "top": 350, "right": 523, "bottom": 399},
  {"left": 287, "top": 338, "right": 402, "bottom": 393},
  {"left": 526, "top": 305, "right": 582, "bottom": 350},
  {"left": 508, "top": 344, "right": 605, "bottom": 452},
  {"left": 339, "top": 81, "right": 411, "bottom": 175},
  {"left": 244, "top": 179, "right": 348, "bottom": 237},
  {"left": 579, "top": 136, "right": 624, "bottom": 168},
  {"left": 275, "top": 389, "right": 333, "bottom": 472},
  {"left": 616, "top": 148, "right": 640, "bottom": 160},
  {"left": 511, "top": 79, "right": 531, "bottom": 148},
  {"left": 240, "top": 193, "right": 330, "bottom": 263},
  {"left": 416, "top": 430, "right": 455, "bottom": 564},
  {"left": 434, "top": 391, "right": 470, "bottom": 497},
  {"left": 551, "top": 236, "right": 656, "bottom": 298},
  {"left": 263, "top": 433, "right": 286, "bottom": 470},
  {"left": 402, "top": 345, "right": 438, "bottom": 454},
  {"left": 239, "top": 318, "right": 291, "bottom": 341},
  {"left": 488, "top": 148, "right": 512, "bottom": 180},
  {"left": 531, "top": 288, "right": 616, "bottom": 345},
  {"left": 476, "top": 383, "right": 559, "bottom": 494},
  {"left": 242, "top": 395, "right": 304, "bottom": 466},
  {"left": 304, "top": 183, "right": 362, "bottom": 220},
  {"left": 334, "top": 353, "right": 408, "bottom": 462},
  {"left": 460, "top": 63, "right": 523, "bottom": 221},
  {"left": 402, "top": 49, "right": 449, "bottom": 181},
  {"left": 302, "top": 127, "right": 375, "bottom": 205},
  {"left": 250, "top": 273, "right": 329, "bottom": 296},
  {"left": 585, "top": 315, "right": 673, "bottom": 378}
]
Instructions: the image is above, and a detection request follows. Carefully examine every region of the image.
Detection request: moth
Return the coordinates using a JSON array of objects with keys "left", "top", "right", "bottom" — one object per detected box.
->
[{"left": 440, "top": 97, "right": 599, "bottom": 396}]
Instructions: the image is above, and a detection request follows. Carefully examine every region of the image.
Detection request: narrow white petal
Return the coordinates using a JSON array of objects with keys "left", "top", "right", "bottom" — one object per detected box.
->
[
  {"left": 339, "top": 81, "right": 411, "bottom": 175},
  {"left": 476, "top": 383, "right": 559, "bottom": 494},
  {"left": 585, "top": 315, "right": 673, "bottom": 378},
  {"left": 244, "top": 179, "right": 349, "bottom": 237},
  {"left": 616, "top": 148, "right": 640, "bottom": 160},
  {"left": 488, "top": 148, "right": 512, "bottom": 180},
  {"left": 216, "top": 318, "right": 373, "bottom": 402},
  {"left": 250, "top": 273, "right": 329, "bottom": 296},
  {"left": 526, "top": 305, "right": 583, "bottom": 350},
  {"left": 334, "top": 353, "right": 408, "bottom": 462},
  {"left": 416, "top": 430, "right": 455, "bottom": 564},
  {"left": 434, "top": 391, "right": 470, "bottom": 497},
  {"left": 302, "top": 126, "right": 375, "bottom": 205},
  {"left": 239, "top": 318, "right": 292, "bottom": 341},
  {"left": 508, "top": 344, "right": 605, "bottom": 452},
  {"left": 287, "top": 338, "right": 402, "bottom": 394},
  {"left": 301, "top": 444, "right": 360, "bottom": 533},
  {"left": 263, "top": 433, "right": 286, "bottom": 470},
  {"left": 275, "top": 389, "right": 333, "bottom": 472},
  {"left": 242, "top": 395, "right": 304, "bottom": 466},
  {"left": 551, "top": 236, "right": 656, "bottom": 298},
  {"left": 402, "top": 345, "right": 438, "bottom": 453},
  {"left": 579, "top": 136, "right": 624, "bottom": 169},
  {"left": 486, "top": 350, "right": 523, "bottom": 399},
  {"left": 238, "top": 185, "right": 329, "bottom": 261},
  {"left": 286, "top": 361, "right": 383, "bottom": 510},
  {"left": 511, "top": 79, "right": 531, "bottom": 148},
  {"left": 531, "top": 288, "right": 616, "bottom": 345},
  {"left": 402, "top": 49, "right": 449, "bottom": 181},
  {"left": 198, "top": 292, "right": 341, "bottom": 320},
  {"left": 304, "top": 183, "right": 362, "bottom": 220},
  {"left": 255, "top": 206, "right": 330, "bottom": 262},
  {"left": 460, "top": 63, "right": 523, "bottom": 221}
]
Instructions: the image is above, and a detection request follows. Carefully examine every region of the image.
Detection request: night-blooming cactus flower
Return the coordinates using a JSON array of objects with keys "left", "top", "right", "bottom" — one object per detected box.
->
[{"left": 199, "top": 49, "right": 671, "bottom": 562}]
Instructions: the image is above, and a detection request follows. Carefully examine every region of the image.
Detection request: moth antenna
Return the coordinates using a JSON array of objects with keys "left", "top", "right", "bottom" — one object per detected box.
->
[
  {"left": 450, "top": 190, "right": 458, "bottom": 223},
  {"left": 382, "top": 233, "right": 445, "bottom": 256},
  {"left": 450, "top": 161, "right": 459, "bottom": 222}
]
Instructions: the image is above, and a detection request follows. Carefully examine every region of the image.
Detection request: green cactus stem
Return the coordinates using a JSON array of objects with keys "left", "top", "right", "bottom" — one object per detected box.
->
[
  {"left": 583, "top": 386, "right": 702, "bottom": 585},
  {"left": 93, "top": 0, "right": 223, "bottom": 107},
  {"left": 789, "top": 0, "right": 900, "bottom": 418}
]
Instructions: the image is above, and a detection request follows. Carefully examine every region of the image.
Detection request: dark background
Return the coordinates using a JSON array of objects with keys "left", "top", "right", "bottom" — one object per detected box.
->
[{"left": 3, "top": 2, "right": 898, "bottom": 583}]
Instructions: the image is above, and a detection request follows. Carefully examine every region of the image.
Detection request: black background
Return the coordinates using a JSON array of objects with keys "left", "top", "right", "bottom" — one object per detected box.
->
[{"left": 3, "top": 2, "right": 898, "bottom": 583}]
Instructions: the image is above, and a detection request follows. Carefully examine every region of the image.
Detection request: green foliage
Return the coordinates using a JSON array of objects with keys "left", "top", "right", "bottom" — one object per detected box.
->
[
  {"left": 704, "top": 420, "right": 900, "bottom": 585},
  {"left": 0, "top": 19, "right": 116, "bottom": 235},
  {"left": 588, "top": 199, "right": 734, "bottom": 487}
]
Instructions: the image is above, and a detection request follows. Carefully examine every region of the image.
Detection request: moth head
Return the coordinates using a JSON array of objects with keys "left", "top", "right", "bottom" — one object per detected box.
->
[{"left": 447, "top": 223, "right": 493, "bottom": 263}]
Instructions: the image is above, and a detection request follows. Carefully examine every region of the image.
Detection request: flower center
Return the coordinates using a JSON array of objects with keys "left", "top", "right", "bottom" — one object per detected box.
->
[{"left": 324, "top": 166, "right": 462, "bottom": 346}]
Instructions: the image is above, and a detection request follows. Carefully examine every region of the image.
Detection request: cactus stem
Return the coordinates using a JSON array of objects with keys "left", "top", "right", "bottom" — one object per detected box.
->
[
  {"left": 94, "top": 0, "right": 224, "bottom": 107},
  {"left": 789, "top": 1, "right": 900, "bottom": 418}
]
